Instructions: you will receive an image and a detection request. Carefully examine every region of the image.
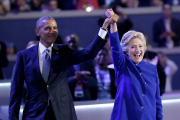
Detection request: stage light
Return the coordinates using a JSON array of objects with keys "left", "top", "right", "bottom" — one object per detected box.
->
[{"left": 86, "top": 6, "right": 93, "bottom": 12}]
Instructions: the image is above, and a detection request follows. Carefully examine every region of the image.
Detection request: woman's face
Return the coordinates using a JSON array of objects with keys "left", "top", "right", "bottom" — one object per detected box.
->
[{"left": 127, "top": 38, "right": 145, "bottom": 64}]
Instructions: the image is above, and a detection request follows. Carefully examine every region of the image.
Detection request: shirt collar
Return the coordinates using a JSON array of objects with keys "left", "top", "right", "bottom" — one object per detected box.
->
[
  {"left": 39, "top": 42, "right": 53, "bottom": 54},
  {"left": 163, "top": 18, "right": 171, "bottom": 23}
]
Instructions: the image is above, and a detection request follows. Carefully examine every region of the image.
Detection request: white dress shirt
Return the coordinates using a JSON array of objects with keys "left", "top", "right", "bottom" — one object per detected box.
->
[
  {"left": 98, "top": 28, "right": 108, "bottom": 39},
  {"left": 38, "top": 42, "right": 53, "bottom": 74},
  {"left": 95, "top": 66, "right": 112, "bottom": 100}
]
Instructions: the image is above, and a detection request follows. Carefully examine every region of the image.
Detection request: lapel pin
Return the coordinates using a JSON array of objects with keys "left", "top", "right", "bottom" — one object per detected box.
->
[{"left": 56, "top": 52, "right": 59, "bottom": 54}]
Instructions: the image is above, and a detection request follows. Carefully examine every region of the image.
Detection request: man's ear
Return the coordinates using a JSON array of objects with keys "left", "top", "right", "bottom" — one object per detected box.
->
[{"left": 35, "top": 29, "right": 40, "bottom": 36}]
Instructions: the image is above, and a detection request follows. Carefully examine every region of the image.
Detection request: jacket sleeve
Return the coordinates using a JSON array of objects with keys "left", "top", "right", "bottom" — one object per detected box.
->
[
  {"left": 9, "top": 52, "right": 25, "bottom": 120},
  {"left": 155, "top": 68, "right": 163, "bottom": 120},
  {"left": 171, "top": 19, "right": 180, "bottom": 45},
  {"left": 109, "top": 32, "right": 126, "bottom": 72},
  {"left": 68, "top": 35, "right": 107, "bottom": 66}
]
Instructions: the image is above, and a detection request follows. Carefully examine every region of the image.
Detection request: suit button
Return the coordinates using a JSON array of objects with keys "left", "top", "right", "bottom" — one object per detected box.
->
[
  {"left": 142, "top": 94, "right": 145, "bottom": 97},
  {"left": 141, "top": 106, "right": 144, "bottom": 109},
  {"left": 144, "top": 82, "right": 146, "bottom": 85},
  {"left": 47, "top": 85, "right": 49, "bottom": 88}
]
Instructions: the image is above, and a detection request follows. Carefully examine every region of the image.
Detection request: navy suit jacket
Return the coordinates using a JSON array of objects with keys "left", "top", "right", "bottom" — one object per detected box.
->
[{"left": 9, "top": 35, "right": 106, "bottom": 120}]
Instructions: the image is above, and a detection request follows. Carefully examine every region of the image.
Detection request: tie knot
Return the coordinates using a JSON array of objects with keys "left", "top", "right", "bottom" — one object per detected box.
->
[{"left": 44, "top": 49, "right": 50, "bottom": 53}]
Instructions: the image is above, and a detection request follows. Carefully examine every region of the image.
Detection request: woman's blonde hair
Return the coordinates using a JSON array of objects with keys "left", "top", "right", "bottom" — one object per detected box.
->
[{"left": 120, "top": 30, "right": 147, "bottom": 52}]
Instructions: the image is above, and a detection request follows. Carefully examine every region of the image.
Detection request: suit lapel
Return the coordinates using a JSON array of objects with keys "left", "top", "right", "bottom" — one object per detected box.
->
[
  {"left": 48, "top": 44, "right": 61, "bottom": 84},
  {"left": 30, "top": 43, "right": 45, "bottom": 82}
]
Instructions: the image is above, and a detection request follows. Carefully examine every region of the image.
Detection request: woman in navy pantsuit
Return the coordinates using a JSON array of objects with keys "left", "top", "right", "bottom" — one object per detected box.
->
[{"left": 105, "top": 9, "right": 163, "bottom": 120}]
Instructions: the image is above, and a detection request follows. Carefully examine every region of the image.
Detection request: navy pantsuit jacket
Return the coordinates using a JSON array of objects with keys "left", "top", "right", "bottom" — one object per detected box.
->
[
  {"left": 9, "top": 35, "right": 106, "bottom": 120},
  {"left": 109, "top": 32, "right": 163, "bottom": 120}
]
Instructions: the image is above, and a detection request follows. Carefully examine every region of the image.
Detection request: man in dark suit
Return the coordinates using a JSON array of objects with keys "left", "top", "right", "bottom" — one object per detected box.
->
[
  {"left": 153, "top": 3, "right": 180, "bottom": 48},
  {"left": 64, "top": 34, "right": 97, "bottom": 101},
  {"left": 9, "top": 15, "right": 115, "bottom": 120},
  {"left": 0, "top": 41, "right": 9, "bottom": 79}
]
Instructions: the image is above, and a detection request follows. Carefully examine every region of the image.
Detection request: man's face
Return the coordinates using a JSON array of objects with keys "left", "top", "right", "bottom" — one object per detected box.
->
[
  {"left": 36, "top": 19, "right": 58, "bottom": 47},
  {"left": 96, "top": 49, "right": 108, "bottom": 66},
  {"left": 50, "top": 1, "right": 58, "bottom": 11},
  {"left": 66, "top": 37, "right": 79, "bottom": 50},
  {"left": 162, "top": 4, "right": 172, "bottom": 19}
]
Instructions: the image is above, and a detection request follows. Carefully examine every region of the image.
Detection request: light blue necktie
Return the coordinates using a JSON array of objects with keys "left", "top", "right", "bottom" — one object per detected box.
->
[{"left": 42, "top": 49, "right": 50, "bottom": 83}]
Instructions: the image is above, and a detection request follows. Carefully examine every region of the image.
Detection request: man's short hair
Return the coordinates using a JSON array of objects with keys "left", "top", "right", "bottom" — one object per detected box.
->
[
  {"left": 64, "top": 34, "right": 80, "bottom": 44},
  {"left": 162, "top": 3, "right": 172, "bottom": 11},
  {"left": 36, "top": 16, "right": 55, "bottom": 29}
]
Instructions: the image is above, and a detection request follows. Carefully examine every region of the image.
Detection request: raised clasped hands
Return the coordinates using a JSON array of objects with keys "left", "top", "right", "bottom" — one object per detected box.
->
[
  {"left": 105, "top": 9, "right": 114, "bottom": 18},
  {"left": 102, "top": 9, "right": 119, "bottom": 29},
  {"left": 105, "top": 9, "right": 119, "bottom": 24}
]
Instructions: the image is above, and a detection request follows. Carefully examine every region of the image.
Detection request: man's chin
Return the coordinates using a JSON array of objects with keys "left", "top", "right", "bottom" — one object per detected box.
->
[{"left": 48, "top": 39, "right": 56, "bottom": 43}]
